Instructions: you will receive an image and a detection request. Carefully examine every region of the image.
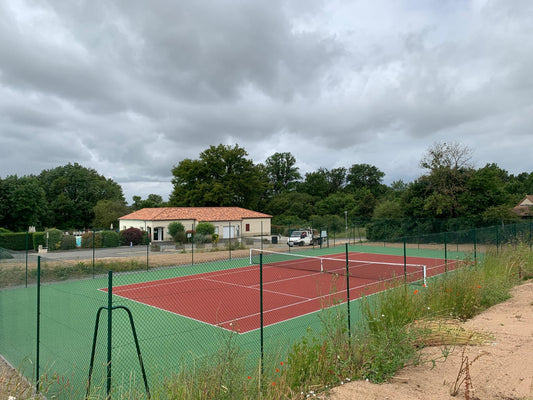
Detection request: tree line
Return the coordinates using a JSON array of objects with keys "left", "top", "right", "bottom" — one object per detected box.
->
[{"left": 1, "top": 143, "right": 532, "bottom": 235}]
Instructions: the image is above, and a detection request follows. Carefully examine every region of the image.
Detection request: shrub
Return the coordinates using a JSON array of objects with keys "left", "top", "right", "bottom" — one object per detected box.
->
[
  {"left": 33, "top": 232, "right": 46, "bottom": 250},
  {"left": 60, "top": 235, "right": 77, "bottom": 250},
  {"left": 101, "top": 230, "right": 120, "bottom": 248},
  {"left": 194, "top": 233, "right": 211, "bottom": 244},
  {"left": 119, "top": 227, "right": 143, "bottom": 246},
  {"left": 168, "top": 222, "right": 185, "bottom": 243},
  {"left": 45, "top": 228, "right": 63, "bottom": 251},
  {"left": 81, "top": 231, "right": 103, "bottom": 248},
  {"left": 0, "top": 248, "right": 14, "bottom": 259},
  {"left": 196, "top": 222, "right": 215, "bottom": 236},
  {"left": 0, "top": 232, "right": 33, "bottom": 251}
]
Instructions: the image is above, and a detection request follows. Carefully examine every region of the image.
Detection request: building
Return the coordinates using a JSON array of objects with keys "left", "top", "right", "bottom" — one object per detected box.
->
[
  {"left": 512, "top": 195, "right": 533, "bottom": 218},
  {"left": 118, "top": 207, "right": 272, "bottom": 242}
]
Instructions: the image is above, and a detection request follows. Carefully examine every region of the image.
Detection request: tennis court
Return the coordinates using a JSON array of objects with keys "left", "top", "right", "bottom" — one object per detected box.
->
[{"left": 108, "top": 250, "right": 456, "bottom": 333}]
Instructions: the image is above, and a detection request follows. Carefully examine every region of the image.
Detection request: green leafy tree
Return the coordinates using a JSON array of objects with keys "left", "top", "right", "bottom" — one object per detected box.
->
[
  {"left": 407, "top": 142, "right": 474, "bottom": 219},
  {"left": 131, "top": 194, "right": 165, "bottom": 210},
  {"left": 346, "top": 163, "right": 385, "bottom": 196},
  {"left": 373, "top": 200, "right": 403, "bottom": 219},
  {"left": 298, "top": 168, "right": 330, "bottom": 198},
  {"left": 264, "top": 152, "right": 301, "bottom": 195},
  {"left": 93, "top": 199, "right": 128, "bottom": 229},
  {"left": 0, "top": 175, "right": 48, "bottom": 231},
  {"left": 265, "top": 191, "right": 316, "bottom": 221},
  {"left": 460, "top": 163, "right": 510, "bottom": 217},
  {"left": 316, "top": 192, "right": 356, "bottom": 216},
  {"left": 39, "top": 163, "right": 125, "bottom": 229},
  {"left": 169, "top": 144, "right": 266, "bottom": 209},
  {"left": 505, "top": 172, "right": 533, "bottom": 203}
]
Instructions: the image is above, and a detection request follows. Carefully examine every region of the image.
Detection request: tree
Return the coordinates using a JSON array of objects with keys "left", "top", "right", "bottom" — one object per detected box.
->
[
  {"left": 93, "top": 199, "right": 128, "bottom": 229},
  {"left": 420, "top": 141, "right": 473, "bottom": 171},
  {"left": 373, "top": 200, "right": 403, "bottom": 219},
  {"left": 460, "top": 163, "right": 510, "bottom": 217},
  {"left": 39, "top": 163, "right": 125, "bottom": 229},
  {"left": 346, "top": 164, "right": 385, "bottom": 196},
  {"left": 0, "top": 175, "right": 48, "bottom": 231},
  {"left": 169, "top": 144, "right": 266, "bottom": 209},
  {"left": 298, "top": 169, "right": 329, "bottom": 198},
  {"left": 131, "top": 194, "right": 164, "bottom": 210},
  {"left": 415, "top": 142, "right": 474, "bottom": 219},
  {"left": 265, "top": 191, "right": 316, "bottom": 221},
  {"left": 264, "top": 152, "right": 301, "bottom": 195},
  {"left": 316, "top": 193, "right": 356, "bottom": 216}
]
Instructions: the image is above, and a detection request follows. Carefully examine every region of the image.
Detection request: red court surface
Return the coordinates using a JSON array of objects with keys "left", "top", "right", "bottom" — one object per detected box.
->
[{"left": 109, "top": 252, "right": 457, "bottom": 333}]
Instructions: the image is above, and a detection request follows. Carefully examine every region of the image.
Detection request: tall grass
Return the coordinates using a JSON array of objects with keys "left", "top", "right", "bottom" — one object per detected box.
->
[{"left": 3, "top": 245, "right": 533, "bottom": 399}]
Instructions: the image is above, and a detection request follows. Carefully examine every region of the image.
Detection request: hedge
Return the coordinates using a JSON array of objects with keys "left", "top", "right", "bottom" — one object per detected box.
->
[{"left": 0, "top": 232, "right": 33, "bottom": 251}]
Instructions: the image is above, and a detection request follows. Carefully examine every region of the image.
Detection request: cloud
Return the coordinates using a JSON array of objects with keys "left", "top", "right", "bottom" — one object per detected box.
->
[{"left": 1, "top": 0, "right": 533, "bottom": 202}]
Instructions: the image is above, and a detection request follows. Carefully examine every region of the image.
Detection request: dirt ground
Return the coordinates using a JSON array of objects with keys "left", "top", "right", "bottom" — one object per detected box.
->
[{"left": 329, "top": 281, "right": 533, "bottom": 400}]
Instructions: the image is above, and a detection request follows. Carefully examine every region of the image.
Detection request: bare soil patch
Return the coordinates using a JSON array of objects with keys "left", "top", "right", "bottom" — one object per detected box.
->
[{"left": 329, "top": 281, "right": 533, "bottom": 400}]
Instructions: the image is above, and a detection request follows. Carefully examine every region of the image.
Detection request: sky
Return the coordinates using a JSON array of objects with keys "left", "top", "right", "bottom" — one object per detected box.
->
[{"left": 1, "top": 0, "right": 533, "bottom": 204}]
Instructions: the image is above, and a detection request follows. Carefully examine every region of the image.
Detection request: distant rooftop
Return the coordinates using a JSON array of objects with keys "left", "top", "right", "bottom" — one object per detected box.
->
[{"left": 119, "top": 207, "right": 272, "bottom": 222}]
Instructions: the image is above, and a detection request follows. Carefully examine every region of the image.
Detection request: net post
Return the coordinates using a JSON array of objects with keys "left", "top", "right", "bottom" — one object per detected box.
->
[
  {"left": 422, "top": 265, "right": 427, "bottom": 287},
  {"left": 249, "top": 248, "right": 253, "bottom": 264}
]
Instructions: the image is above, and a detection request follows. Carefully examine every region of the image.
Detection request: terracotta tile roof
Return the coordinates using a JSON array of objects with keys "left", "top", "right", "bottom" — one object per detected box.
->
[
  {"left": 512, "top": 195, "right": 533, "bottom": 217},
  {"left": 119, "top": 207, "right": 272, "bottom": 222}
]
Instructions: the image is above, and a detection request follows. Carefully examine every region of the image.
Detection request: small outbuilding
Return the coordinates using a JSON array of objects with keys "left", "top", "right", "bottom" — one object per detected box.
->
[
  {"left": 118, "top": 207, "right": 272, "bottom": 242},
  {"left": 512, "top": 195, "right": 533, "bottom": 218}
]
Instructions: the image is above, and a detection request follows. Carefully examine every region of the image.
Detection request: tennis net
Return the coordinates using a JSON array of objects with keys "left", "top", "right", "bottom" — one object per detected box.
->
[{"left": 249, "top": 249, "right": 427, "bottom": 286}]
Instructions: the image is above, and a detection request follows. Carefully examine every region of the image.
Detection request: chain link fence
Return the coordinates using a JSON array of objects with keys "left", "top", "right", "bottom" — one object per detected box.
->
[{"left": 1, "top": 219, "right": 532, "bottom": 398}]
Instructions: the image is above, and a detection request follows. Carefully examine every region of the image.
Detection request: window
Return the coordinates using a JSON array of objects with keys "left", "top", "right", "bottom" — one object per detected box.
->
[{"left": 245, "top": 223, "right": 250, "bottom": 232}]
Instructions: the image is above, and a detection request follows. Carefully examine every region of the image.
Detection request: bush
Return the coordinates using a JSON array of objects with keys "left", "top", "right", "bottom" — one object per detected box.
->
[
  {"left": 81, "top": 232, "right": 103, "bottom": 248},
  {"left": 46, "top": 228, "right": 63, "bottom": 251},
  {"left": 0, "top": 232, "right": 33, "bottom": 251},
  {"left": 119, "top": 227, "right": 143, "bottom": 246},
  {"left": 196, "top": 222, "right": 215, "bottom": 236},
  {"left": 168, "top": 222, "right": 185, "bottom": 243},
  {"left": 33, "top": 232, "right": 46, "bottom": 250},
  {"left": 0, "top": 248, "right": 14, "bottom": 259},
  {"left": 60, "top": 235, "right": 77, "bottom": 250},
  {"left": 101, "top": 230, "right": 120, "bottom": 248},
  {"left": 193, "top": 233, "right": 211, "bottom": 244}
]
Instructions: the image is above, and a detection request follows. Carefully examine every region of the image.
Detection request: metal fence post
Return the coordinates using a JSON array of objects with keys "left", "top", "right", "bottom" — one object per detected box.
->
[
  {"left": 345, "top": 243, "right": 351, "bottom": 340},
  {"left": 25, "top": 230, "right": 29, "bottom": 288},
  {"left": 107, "top": 271, "right": 113, "bottom": 397},
  {"left": 36, "top": 256, "right": 41, "bottom": 393}
]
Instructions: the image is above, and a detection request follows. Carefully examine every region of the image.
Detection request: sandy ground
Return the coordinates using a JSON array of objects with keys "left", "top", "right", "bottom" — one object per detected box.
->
[{"left": 329, "top": 281, "right": 533, "bottom": 400}]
